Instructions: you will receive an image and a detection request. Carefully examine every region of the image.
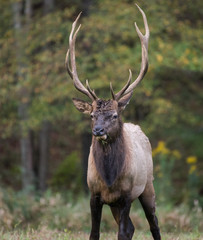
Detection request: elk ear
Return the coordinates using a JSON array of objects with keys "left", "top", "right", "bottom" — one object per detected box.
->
[
  {"left": 118, "top": 92, "right": 133, "bottom": 112},
  {"left": 72, "top": 98, "right": 92, "bottom": 114}
]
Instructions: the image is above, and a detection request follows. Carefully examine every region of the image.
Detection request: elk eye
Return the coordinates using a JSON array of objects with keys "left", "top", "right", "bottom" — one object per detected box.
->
[{"left": 113, "top": 113, "right": 118, "bottom": 119}]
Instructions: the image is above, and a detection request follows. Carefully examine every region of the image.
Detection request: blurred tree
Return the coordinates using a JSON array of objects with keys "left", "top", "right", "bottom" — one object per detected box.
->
[
  {"left": 0, "top": 0, "right": 202, "bottom": 203},
  {"left": 38, "top": 0, "right": 55, "bottom": 192},
  {"left": 44, "top": 0, "right": 54, "bottom": 14},
  {"left": 12, "top": 0, "right": 34, "bottom": 191}
]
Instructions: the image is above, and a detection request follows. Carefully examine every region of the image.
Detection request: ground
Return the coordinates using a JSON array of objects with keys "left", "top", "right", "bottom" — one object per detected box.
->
[{"left": 1, "top": 228, "right": 202, "bottom": 240}]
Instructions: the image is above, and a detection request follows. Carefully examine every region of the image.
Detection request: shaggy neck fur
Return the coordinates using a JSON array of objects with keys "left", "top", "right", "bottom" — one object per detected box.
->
[{"left": 92, "top": 122, "right": 125, "bottom": 187}]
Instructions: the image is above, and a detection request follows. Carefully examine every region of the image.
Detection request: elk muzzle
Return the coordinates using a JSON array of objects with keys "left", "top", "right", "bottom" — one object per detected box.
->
[
  {"left": 93, "top": 126, "right": 105, "bottom": 136},
  {"left": 92, "top": 126, "right": 107, "bottom": 140}
]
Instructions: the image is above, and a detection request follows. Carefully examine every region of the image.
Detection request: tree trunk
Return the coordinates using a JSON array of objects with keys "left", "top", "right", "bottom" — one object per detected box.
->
[
  {"left": 39, "top": 121, "right": 51, "bottom": 191},
  {"left": 19, "top": 131, "right": 34, "bottom": 190},
  {"left": 38, "top": 0, "right": 54, "bottom": 192},
  {"left": 43, "top": 0, "right": 54, "bottom": 14},
  {"left": 12, "top": 0, "right": 34, "bottom": 191}
]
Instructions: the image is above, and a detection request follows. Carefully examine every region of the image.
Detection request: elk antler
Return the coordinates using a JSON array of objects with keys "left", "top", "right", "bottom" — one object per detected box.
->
[
  {"left": 113, "top": 4, "right": 150, "bottom": 101},
  {"left": 65, "top": 13, "right": 98, "bottom": 101}
]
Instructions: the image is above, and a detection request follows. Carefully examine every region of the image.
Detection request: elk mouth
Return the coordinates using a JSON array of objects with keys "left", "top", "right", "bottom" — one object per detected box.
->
[
  {"left": 92, "top": 127, "right": 107, "bottom": 141},
  {"left": 95, "top": 134, "right": 107, "bottom": 141},
  {"left": 92, "top": 130, "right": 108, "bottom": 141}
]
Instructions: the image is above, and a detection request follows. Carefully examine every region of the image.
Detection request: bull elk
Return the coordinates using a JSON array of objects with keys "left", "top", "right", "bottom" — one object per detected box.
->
[{"left": 65, "top": 4, "right": 161, "bottom": 240}]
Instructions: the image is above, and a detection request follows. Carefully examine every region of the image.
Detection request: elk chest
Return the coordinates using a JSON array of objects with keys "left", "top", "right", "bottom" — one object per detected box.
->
[{"left": 87, "top": 123, "right": 153, "bottom": 204}]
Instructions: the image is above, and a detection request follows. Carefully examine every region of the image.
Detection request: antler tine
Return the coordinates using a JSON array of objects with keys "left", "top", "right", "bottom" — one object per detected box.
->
[
  {"left": 65, "top": 12, "right": 97, "bottom": 101},
  {"left": 86, "top": 80, "right": 98, "bottom": 100},
  {"left": 110, "top": 82, "right": 116, "bottom": 100},
  {"left": 114, "top": 69, "right": 132, "bottom": 100},
  {"left": 114, "top": 4, "right": 149, "bottom": 100},
  {"left": 65, "top": 49, "right": 73, "bottom": 79}
]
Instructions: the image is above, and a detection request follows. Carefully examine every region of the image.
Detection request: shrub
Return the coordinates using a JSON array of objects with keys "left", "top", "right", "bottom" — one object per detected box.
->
[{"left": 50, "top": 151, "right": 83, "bottom": 193}]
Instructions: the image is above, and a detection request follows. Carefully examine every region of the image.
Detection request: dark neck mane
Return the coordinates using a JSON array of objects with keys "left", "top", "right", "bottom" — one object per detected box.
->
[{"left": 92, "top": 127, "right": 125, "bottom": 187}]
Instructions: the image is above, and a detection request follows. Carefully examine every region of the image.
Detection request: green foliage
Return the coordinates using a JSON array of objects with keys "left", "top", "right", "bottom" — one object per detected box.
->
[
  {"left": 0, "top": 0, "right": 202, "bottom": 209},
  {"left": 50, "top": 152, "right": 82, "bottom": 192},
  {"left": 153, "top": 141, "right": 177, "bottom": 203},
  {"left": 152, "top": 141, "right": 203, "bottom": 207},
  {"left": 0, "top": 187, "right": 202, "bottom": 236}
]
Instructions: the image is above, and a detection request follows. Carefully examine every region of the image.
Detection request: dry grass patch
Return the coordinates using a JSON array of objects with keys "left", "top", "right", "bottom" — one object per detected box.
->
[{"left": 0, "top": 227, "right": 202, "bottom": 240}]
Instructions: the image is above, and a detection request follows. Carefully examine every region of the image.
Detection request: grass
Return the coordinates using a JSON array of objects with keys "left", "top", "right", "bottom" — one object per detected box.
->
[
  {"left": 0, "top": 228, "right": 202, "bottom": 240},
  {"left": 0, "top": 188, "right": 203, "bottom": 239}
]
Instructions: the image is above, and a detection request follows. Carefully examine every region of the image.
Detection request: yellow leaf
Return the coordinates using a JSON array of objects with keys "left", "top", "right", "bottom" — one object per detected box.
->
[
  {"left": 172, "top": 150, "right": 181, "bottom": 160},
  {"left": 156, "top": 54, "right": 163, "bottom": 63},
  {"left": 189, "top": 165, "right": 197, "bottom": 175},
  {"left": 186, "top": 156, "right": 197, "bottom": 164}
]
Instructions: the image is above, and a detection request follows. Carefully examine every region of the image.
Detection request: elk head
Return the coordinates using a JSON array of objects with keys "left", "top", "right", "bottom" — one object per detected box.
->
[{"left": 65, "top": 4, "right": 149, "bottom": 142}]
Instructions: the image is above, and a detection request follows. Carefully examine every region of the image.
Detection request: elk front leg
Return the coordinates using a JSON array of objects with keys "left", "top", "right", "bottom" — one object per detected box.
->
[
  {"left": 111, "top": 197, "right": 134, "bottom": 240},
  {"left": 111, "top": 206, "right": 134, "bottom": 240},
  {"left": 139, "top": 183, "right": 161, "bottom": 240},
  {"left": 89, "top": 194, "right": 103, "bottom": 240}
]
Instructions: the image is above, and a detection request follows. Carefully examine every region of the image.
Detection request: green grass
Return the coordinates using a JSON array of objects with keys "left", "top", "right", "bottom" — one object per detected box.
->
[
  {"left": 0, "top": 188, "right": 202, "bottom": 239},
  {"left": 1, "top": 228, "right": 202, "bottom": 240}
]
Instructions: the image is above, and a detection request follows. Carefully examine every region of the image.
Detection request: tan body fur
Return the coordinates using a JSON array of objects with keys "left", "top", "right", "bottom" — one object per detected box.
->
[{"left": 88, "top": 123, "right": 154, "bottom": 204}]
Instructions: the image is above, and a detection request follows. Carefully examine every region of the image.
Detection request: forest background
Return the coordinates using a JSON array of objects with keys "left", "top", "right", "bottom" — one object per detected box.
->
[{"left": 0, "top": 0, "right": 203, "bottom": 238}]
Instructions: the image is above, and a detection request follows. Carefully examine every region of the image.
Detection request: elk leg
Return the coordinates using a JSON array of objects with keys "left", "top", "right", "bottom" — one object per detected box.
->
[
  {"left": 89, "top": 194, "right": 103, "bottom": 240},
  {"left": 111, "top": 198, "right": 134, "bottom": 240},
  {"left": 138, "top": 183, "right": 161, "bottom": 240},
  {"left": 110, "top": 206, "right": 120, "bottom": 224}
]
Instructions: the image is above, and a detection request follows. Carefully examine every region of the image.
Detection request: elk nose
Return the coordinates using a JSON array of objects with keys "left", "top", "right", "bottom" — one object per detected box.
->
[{"left": 93, "top": 126, "right": 105, "bottom": 136}]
